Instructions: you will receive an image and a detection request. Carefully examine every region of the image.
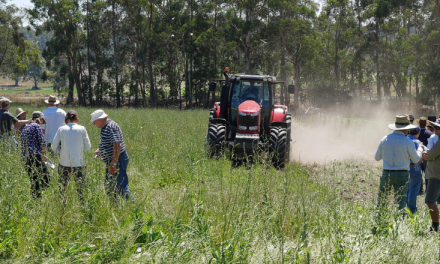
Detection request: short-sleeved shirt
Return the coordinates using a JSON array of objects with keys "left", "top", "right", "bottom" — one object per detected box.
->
[
  {"left": 98, "top": 119, "right": 126, "bottom": 164},
  {"left": 42, "top": 106, "right": 66, "bottom": 143},
  {"left": 375, "top": 130, "right": 423, "bottom": 171},
  {"left": 0, "top": 109, "right": 18, "bottom": 136},
  {"left": 21, "top": 121, "right": 46, "bottom": 158},
  {"left": 418, "top": 128, "right": 432, "bottom": 147}
]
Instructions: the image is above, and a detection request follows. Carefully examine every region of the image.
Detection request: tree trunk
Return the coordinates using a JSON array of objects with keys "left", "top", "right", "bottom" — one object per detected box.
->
[
  {"left": 293, "top": 59, "right": 300, "bottom": 110},
  {"left": 416, "top": 73, "right": 419, "bottom": 107},
  {"left": 280, "top": 52, "right": 285, "bottom": 105},
  {"left": 375, "top": 20, "right": 381, "bottom": 101},
  {"left": 335, "top": 31, "right": 340, "bottom": 92},
  {"left": 112, "top": 0, "right": 120, "bottom": 108},
  {"left": 14, "top": 76, "right": 19, "bottom": 87}
]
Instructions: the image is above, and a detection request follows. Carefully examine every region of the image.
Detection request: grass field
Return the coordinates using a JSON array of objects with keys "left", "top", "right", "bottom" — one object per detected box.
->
[{"left": 0, "top": 104, "right": 439, "bottom": 263}]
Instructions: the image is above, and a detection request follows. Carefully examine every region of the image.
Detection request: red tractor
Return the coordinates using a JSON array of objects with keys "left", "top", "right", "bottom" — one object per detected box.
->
[{"left": 206, "top": 68, "right": 294, "bottom": 168}]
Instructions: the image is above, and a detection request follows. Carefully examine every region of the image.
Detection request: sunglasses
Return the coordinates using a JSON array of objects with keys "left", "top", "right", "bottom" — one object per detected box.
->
[{"left": 410, "top": 119, "right": 414, "bottom": 122}]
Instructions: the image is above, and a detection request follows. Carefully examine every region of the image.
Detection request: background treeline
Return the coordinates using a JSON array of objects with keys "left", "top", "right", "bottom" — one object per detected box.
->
[{"left": 2, "top": 0, "right": 440, "bottom": 110}]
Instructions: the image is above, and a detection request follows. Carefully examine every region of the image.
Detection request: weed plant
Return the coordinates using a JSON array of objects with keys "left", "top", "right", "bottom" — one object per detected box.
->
[{"left": 0, "top": 104, "right": 439, "bottom": 263}]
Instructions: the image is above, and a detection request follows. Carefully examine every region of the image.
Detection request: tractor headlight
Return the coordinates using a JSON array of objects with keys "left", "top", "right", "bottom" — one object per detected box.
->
[
  {"left": 239, "top": 125, "right": 247, "bottom": 131},
  {"left": 248, "top": 126, "right": 258, "bottom": 131},
  {"left": 250, "top": 112, "right": 259, "bottom": 117},
  {"left": 238, "top": 111, "right": 247, "bottom": 116},
  {"left": 236, "top": 76, "right": 241, "bottom": 80},
  {"left": 268, "top": 77, "right": 272, "bottom": 82}
]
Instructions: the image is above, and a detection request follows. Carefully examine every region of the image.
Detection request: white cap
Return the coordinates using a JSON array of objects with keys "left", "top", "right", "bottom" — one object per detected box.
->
[{"left": 90, "top": 109, "right": 108, "bottom": 122}]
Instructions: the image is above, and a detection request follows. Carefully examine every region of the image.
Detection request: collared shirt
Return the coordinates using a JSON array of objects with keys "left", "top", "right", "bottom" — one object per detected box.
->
[
  {"left": 0, "top": 109, "right": 18, "bottom": 136},
  {"left": 407, "top": 134, "right": 423, "bottom": 165},
  {"left": 375, "top": 130, "right": 423, "bottom": 170},
  {"left": 21, "top": 121, "right": 46, "bottom": 158},
  {"left": 99, "top": 119, "right": 126, "bottom": 164},
  {"left": 43, "top": 106, "right": 66, "bottom": 143},
  {"left": 52, "top": 123, "right": 92, "bottom": 167}
]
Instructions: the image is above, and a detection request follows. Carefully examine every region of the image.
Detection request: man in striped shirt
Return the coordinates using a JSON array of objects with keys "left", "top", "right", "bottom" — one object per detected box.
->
[{"left": 91, "top": 109, "right": 132, "bottom": 201}]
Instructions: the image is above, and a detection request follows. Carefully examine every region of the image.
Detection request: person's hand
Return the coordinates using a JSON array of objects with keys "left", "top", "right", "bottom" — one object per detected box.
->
[
  {"left": 109, "top": 163, "right": 117, "bottom": 175},
  {"left": 94, "top": 149, "right": 99, "bottom": 156},
  {"left": 423, "top": 151, "right": 429, "bottom": 160}
]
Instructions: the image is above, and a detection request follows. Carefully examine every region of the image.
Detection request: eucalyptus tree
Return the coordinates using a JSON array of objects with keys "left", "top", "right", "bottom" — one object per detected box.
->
[
  {"left": 29, "top": 0, "right": 85, "bottom": 105},
  {"left": 0, "top": 2, "right": 39, "bottom": 76},
  {"left": 271, "top": 0, "right": 317, "bottom": 109}
]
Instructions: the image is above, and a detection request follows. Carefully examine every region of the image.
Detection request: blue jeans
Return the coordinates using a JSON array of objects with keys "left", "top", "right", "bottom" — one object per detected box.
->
[
  {"left": 105, "top": 151, "right": 132, "bottom": 201},
  {"left": 406, "top": 165, "right": 422, "bottom": 214}
]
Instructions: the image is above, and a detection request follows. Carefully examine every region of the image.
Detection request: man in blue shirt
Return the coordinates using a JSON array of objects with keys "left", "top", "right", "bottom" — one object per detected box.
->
[
  {"left": 417, "top": 117, "right": 433, "bottom": 194},
  {"left": 406, "top": 126, "right": 423, "bottom": 214},
  {"left": 375, "top": 115, "right": 423, "bottom": 212}
]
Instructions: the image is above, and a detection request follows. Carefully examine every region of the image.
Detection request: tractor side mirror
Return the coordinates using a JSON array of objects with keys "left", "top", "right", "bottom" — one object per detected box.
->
[
  {"left": 288, "top": 84, "right": 295, "bottom": 94},
  {"left": 209, "top": 81, "right": 217, "bottom": 91}
]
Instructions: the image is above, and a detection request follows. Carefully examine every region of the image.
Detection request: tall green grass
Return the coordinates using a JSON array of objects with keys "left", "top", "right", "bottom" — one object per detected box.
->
[{"left": 0, "top": 105, "right": 439, "bottom": 263}]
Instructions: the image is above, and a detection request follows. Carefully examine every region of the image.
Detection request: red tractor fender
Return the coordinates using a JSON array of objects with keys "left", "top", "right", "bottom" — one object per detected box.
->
[{"left": 271, "top": 105, "right": 288, "bottom": 122}]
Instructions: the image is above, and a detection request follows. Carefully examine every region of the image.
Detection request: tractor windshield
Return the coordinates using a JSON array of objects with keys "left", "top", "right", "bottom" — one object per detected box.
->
[{"left": 230, "top": 80, "right": 270, "bottom": 126}]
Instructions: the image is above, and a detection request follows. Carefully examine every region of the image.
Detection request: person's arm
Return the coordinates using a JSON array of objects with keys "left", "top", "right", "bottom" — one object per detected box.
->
[
  {"left": 427, "top": 142, "right": 440, "bottom": 161},
  {"left": 375, "top": 140, "right": 383, "bottom": 161},
  {"left": 408, "top": 141, "right": 423, "bottom": 163},
  {"left": 52, "top": 128, "right": 61, "bottom": 152},
  {"left": 109, "top": 142, "right": 121, "bottom": 174},
  {"left": 83, "top": 128, "right": 91, "bottom": 151},
  {"left": 13, "top": 120, "right": 29, "bottom": 129}
]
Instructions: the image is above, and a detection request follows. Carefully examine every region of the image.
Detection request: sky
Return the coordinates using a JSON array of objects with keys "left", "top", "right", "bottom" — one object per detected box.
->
[{"left": 12, "top": 0, "right": 33, "bottom": 8}]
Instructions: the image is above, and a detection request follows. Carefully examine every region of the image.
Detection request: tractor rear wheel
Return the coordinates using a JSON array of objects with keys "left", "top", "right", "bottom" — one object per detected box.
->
[
  {"left": 269, "top": 126, "right": 288, "bottom": 169},
  {"left": 206, "top": 123, "right": 226, "bottom": 157}
]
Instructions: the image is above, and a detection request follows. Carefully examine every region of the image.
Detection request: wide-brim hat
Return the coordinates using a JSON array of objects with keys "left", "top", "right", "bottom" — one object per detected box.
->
[
  {"left": 388, "top": 115, "right": 417, "bottom": 130},
  {"left": 90, "top": 109, "right": 108, "bottom": 122},
  {"left": 431, "top": 121, "right": 440, "bottom": 129},
  {"left": 0, "top": 97, "right": 12, "bottom": 104},
  {"left": 15, "top": 108, "right": 28, "bottom": 117},
  {"left": 44, "top": 95, "right": 60, "bottom": 105}
]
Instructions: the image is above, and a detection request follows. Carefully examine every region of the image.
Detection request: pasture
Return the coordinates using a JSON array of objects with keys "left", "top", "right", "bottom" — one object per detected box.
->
[{"left": 0, "top": 104, "right": 439, "bottom": 263}]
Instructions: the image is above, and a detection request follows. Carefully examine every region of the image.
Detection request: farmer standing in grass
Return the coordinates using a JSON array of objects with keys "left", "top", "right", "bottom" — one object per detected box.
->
[
  {"left": 52, "top": 110, "right": 91, "bottom": 203},
  {"left": 0, "top": 98, "right": 30, "bottom": 145},
  {"left": 422, "top": 121, "right": 440, "bottom": 232},
  {"left": 417, "top": 117, "right": 432, "bottom": 194},
  {"left": 42, "top": 95, "right": 66, "bottom": 151},
  {"left": 91, "top": 109, "right": 132, "bottom": 201},
  {"left": 406, "top": 126, "right": 423, "bottom": 214},
  {"left": 21, "top": 111, "right": 50, "bottom": 198},
  {"left": 375, "top": 115, "right": 423, "bottom": 213}
]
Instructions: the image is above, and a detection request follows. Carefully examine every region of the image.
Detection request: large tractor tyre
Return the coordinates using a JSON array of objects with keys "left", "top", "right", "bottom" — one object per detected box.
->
[
  {"left": 285, "top": 115, "right": 292, "bottom": 162},
  {"left": 269, "top": 126, "right": 288, "bottom": 169},
  {"left": 206, "top": 123, "right": 226, "bottom": 157}
]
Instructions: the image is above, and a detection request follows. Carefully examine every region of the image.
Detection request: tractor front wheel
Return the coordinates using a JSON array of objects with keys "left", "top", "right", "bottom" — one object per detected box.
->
[
  {"left": 206, "top": 123, "right": 226, "bottom": 157},
  {"left": 269, "top": 126, "right": 288, "bottom": 169}
]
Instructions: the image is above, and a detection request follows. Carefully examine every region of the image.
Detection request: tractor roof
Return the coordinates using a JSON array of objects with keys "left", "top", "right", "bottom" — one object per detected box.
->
[{"left": 230, "top": 73, "right": 277, "bottom": 81}]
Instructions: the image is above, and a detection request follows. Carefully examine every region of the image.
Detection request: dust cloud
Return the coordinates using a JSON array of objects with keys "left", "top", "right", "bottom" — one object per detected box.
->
[{"left": 289, "top": 105, "right": 418, "bottom": 165}]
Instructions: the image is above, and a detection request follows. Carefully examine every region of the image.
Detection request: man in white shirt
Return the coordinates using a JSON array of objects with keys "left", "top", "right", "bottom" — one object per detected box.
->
[
  {"left": 375, "top": 115, "right": 424, "bottom": 213},
  {"left": 42, "top": 95, "right": 66, "bottom": 149}
]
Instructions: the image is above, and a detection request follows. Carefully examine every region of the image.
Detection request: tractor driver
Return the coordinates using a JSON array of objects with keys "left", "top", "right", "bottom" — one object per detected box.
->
[{"left": 244, "top": 86, "right": 260, "bottom": 103}]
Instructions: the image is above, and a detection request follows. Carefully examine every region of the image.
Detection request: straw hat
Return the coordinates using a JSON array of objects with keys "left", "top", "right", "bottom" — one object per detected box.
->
[
  {"left": 90, "top": 109, "right": 108, "bottom": 122},
  {"left": 388, "top": 115, "right": 417, "bottom": 130},
  {"left": 417, "top": 117, "right": 429, "bottom": 127},
  {"left": 15, "top": 108, "right": 28, "bottom": 118},
  {"left": 44, "top": 95, "right": 60, "bottom": 105}
]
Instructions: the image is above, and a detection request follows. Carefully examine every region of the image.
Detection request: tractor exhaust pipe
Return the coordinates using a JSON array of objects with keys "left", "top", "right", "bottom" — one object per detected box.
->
[{"left": 220, "top": 67, "right": 229, "bottom": 120}]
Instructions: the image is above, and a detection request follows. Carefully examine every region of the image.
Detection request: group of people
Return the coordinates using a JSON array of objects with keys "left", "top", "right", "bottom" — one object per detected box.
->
[
  {"left": 0, "top": 95, "right": 132, "bottom": 202},
  {"left": 375, "top": 114, "right": 440, "bottom": 232}
]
